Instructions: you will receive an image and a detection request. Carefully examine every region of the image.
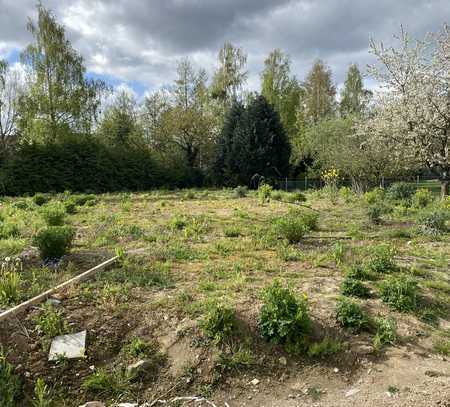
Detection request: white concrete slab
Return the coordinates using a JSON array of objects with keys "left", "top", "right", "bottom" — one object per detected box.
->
[{"left": 49, "top": 330, "right": 86, "bottom": 361}]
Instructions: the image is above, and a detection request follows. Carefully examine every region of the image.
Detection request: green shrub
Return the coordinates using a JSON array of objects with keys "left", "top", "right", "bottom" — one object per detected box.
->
[
  {"left": 0, "top": 220, "right": 20, "bottom": 239},
  {"left": 335, "top": 297, "right": 367, "bottom": 331},
  {"left": 387, "top": 182, "right": 416, "bottom": 201},
  {"left": 71, "top": 194, "right": 96, "bottom": 206},
  {"left": 412, "top": 188, "right": 434, "bottom": 208},
  {"left": 364, "top": 187, "right": 385, "bottom": 204},
  {"left": 0, "top": 350, "right": 22, "bottom": 407},
  {"left": 200, "top": 303, "right": 237, "bottom": 344},
  {"left": 169, "top": 215, "right": 187, "bottom": 230},
  {"left": 307, "top": 337, "right": 342, "bottom": 358},
  {"left": 365, "top": 244, "right": 397, "bottom": 274},
  {"left": 40, "top": 202, "right": 66, "bottom": 226},
  {"left": 12, "top": 200, "right": 30, "bottom": 210},
  {"left": 216, "top": 345, "right": 255, "bottom": 372},
  {"left": 259, "top": 280, "right": 311, "bottom": 349},
  {"left": 417, "top": 209, "right": 448, "bottom": 235},
  {"left": 33, "top": 193, "right": 49, "bottom": 206},
  {"left": 32, "top": 378, "right": 52, "bottom": 407},
  {"left": 379, "top": 275, "right": 418, "bottom": 311},
  {"left": 367, "top": 204, "right": 384, "bottom": 224},
  {"left": 341, "top": 277, "right": 370, "bottom": 298},
  {"left": 339, "top": 186, "right": 354, "bottom": 203},
  {"left": 34, "top": 226, "right": 75, "bottom": 260},
  {"left": 272, "top": 216, "right": 308, "bottom": 243},
  {"left": 373, "top": 317, "right": 397, "bottom": 350},
  {"left": 298, "top": 210, "right": 319, "bottom": 231},
  {"left": 63, "top": 199, "right": 77, "bottom": 214},
  {"left": 346, "top": 264, "right": 377, "bottom": 281},
  {"left": 224, "top": 226, "right": 241, "bottom": 238},
  {"left": 233, "top": 186, "right": 248, "bottom": 198},
  {"left": 82, "top": 368, "right": 130, "bottom": 397},
  {"left": 258, "top": 183, "right": 273, "bottom": 203}
]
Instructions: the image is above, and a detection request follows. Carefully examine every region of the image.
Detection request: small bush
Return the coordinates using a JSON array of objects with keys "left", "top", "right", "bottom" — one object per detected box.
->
[
  {"left": 82, "top": 368, "right": 130, "bottom": 398},
  {"left": 34, "top": 226, "right": 75, "bottom": 261},
  {"left": 365, "top": 244, "right": 397, "bottom": 274},
  {"left": 298, "top": 210, "right": 319, "bottom": 231},
  {"left": 0, "top": 350, "right": 22, "bottom": 407},
  {"left": 63, "top": 199, "right": 77, "bottom": 214},
  {"left": 417, "top": 209, "right": 448, "bottom": 235},
  {"left": 335, "top": 297, "right": 367, "bottom": 331},
  {"left": 272, "top": 216, "right": 308, "bottom": 243},
  {"left": 307, "top": 337, "right": 342, "bottom": 358},
  {"left": 200, "top": 303, "right": 237, "bottom": 344},
  {"left": 0, "top": 220, "right": 20, "bottom": 240},
  {"left": 32, "top": 378, "right": 52, "bottom": 407},
  {"left": 12, "top": 200, "right": 30, "bottom": 210},
  {"left": 33, "top": 193, "right": 49, "bottom": 206},
  {"left": 233, "top": 186, "right": 248, "bottom": 198},
  {"left": 216, "top": 345, "right": 255, "bottom": 372},
  {"left": 367, "top": 204, "right": 384, "bottom": 224},
  {"left": 387, "top": 182, "right": 416, "bottom": 201},
  {"left": 224, "top": 226, "right": 241, "bottom": 238},
  {"left": 259, "top": 280, "right": 311, "bottom": 349},
  {"left": 283, "top": 191, "right": 307, "bottom": 203},
  {"left": 271, "top": 190, "right": 283, "bottom": 200},
  {"left": 379, "top": 275, "right": 418, "bottom": 312},
  {"left": 71, "top": 194, "right": 97, "bottom": 206},
  {"left": 373, "top": 317, "right": 397, "bottom": 350},
  {"left": 346, "top": 264, "right": 377, "bottom": 281},
  {"left": 339, "top": 186, "right": 354, "bottom": 203},
  {"left": 364, "top": 187, "right": 385, "bottom": 205},
  {"left": 169, "top": 215, "right": 187, "bottom": 230},
  {"left": 258, "top": 183, "right": 273, "bottom": 203},
  {"left": 40, "top": 202, "right": 66, "bottom": 226},
  {"left": 341, "top": 277, "right": 370, "bottom": 298},
  {"left": 412, "top": 188, "right": 434, "bottom": 208}
]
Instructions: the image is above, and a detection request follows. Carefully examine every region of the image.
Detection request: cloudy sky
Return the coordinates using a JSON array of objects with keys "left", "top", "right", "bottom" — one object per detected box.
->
[{"left": 0, "top": 0, "right": 448, "bottom": 97}]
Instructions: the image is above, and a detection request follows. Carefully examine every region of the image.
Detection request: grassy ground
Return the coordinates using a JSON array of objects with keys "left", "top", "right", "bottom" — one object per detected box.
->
[{"left": 0, "top": 187, "right": 449, "bottom": 406}]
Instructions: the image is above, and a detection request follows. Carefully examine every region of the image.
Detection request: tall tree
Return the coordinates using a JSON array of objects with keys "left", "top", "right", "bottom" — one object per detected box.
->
[
  {"left": 303, "top": 60, "right": 336, "bottom": 123},
  {"left": 260, "top": 49, "right": 303, "bottom": 139},
  {"left": 364, "top": 26, "right": 450, "bottom": 197},
  {"left": 340, "top": 64, "right": 371, "bottom": 116},
  {"left": 211, "top": 42, "right": 248, "bottom": 109},
  {"left": 97, "top": 91, "right": 143, "bottom": 146},
  {"left": 19, "top": 4, "right": 106, "bottom": 142},
  {"left": 0, "top": 60, "right": 21, "bottom": 155},
  {"left": 215, "top": 95, "right": 291, "bottom": 186},
  {"left": 148, "top": 59, "right": 215, "bottom": 170}
]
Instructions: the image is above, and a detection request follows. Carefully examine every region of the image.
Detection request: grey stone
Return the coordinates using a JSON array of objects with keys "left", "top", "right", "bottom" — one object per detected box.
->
[
  {"left": 126, "top": 360, "right": 151, "bottom": 377},
  {"left": 345, "top": 388, "right": 360, "bottom": 397}
]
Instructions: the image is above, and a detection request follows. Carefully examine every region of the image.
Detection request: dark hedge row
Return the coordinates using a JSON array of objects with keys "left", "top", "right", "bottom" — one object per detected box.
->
[{"left": 0, "top": 138, "right": 198, "bottom": 195}]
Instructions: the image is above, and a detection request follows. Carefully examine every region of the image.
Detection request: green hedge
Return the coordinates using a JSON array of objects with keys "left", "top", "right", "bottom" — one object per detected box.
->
[{"left": 0, "top": 138, "right": 198, "bottom": 195}]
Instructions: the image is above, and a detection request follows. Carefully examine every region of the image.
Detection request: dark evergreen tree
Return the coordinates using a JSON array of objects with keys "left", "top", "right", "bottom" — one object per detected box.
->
[{"left": 215, "top": 95, "right": 290, "bottom": 186}]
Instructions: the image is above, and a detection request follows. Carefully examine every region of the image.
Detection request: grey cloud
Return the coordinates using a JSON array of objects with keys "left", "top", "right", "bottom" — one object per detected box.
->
[{"left": 0, "top": 0, "right": 449, "bottom": 92}]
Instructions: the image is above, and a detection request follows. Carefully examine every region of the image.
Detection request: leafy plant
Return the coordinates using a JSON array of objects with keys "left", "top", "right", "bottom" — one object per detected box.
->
[
  {"left": 258, "top": 183, "right": 273, "bottom": 203},
  {"left": 412, "top": 188, "right": 434, "bottom": 208},
  {"left": 341, "top": 277, "right": 370, "bottom": 298},
  {"left": 373, "top": 317, "right": 397, "bottom": 350},
  {"left": 34, "top": 226, "right": 75, "bottom": 260},
  {"left": 224, "top": 226, "right": 241, "bottom": 237},
  {"left": 34, "top": 305, "right": 68, "bottom": 338},
  {"left": 40, "top": 202, "right": 66, "bottom": 226},
  {"left": 82, "top": 368, "right": 130, "bottom": 397},
  {"left": 331, "top": 241, "right": 345, "bottom": 265},
  {"left": 272, "top": 215, "right": 308, "bottom": 243},
  {"left": 365, "top": 244, "right": 397, "bottom": 274},
  {"left": 433, "top": 338, "right": 450, "bottom": 356},
  {"left": 417, "top": 208, "right": 448, "bottom": 235},
  {"left": 200, "top": 303, "right": 237, "bottom": 344},
  {"left": 0, "top": 269, "right": 21, "bottom": 306},
  {"left": 259, "top": 280, "right": 311, "bottom": 350},
  {"left": 335, "top": 297, "right": 367, "bottom": 331},
  {"left": 0, "top": 350, "right": 22, "bottom": 407},
  {"left": 379, "top": 274, "right": 418, "bottom": 311},
  {"left": 32, "top": 378, "right": 53, "bottom": 407},
  {"left": 216, "top": 345, "right": 255, "bottom": 372}
]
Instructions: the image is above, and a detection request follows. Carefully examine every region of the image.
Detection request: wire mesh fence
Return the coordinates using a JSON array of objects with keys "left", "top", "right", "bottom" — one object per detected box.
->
[{"left": 275, "top": 175, "right": 441, "bottom": 194}]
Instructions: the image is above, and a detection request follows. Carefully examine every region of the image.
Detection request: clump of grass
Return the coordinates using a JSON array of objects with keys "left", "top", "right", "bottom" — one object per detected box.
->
[
  {"left": 307, "top": 337, "right": 342, "bottom": 358},
  {"left": 433, "top": 338, "right": 450, "bottom": 356},
  {"left": 200, "top": 303, "right": 237, "bottom": 344},
  {"left": 224, "top": 226, "right": 241, "bottom": 238},
  {"left": 216, "top": 345, "right": 255, "bottom": 372},
  {"left": 276, "top": 243, "right": 303, "bottom": 261},
  {"left": 169, "top": 214, "right": 188, "bottom": 230},
  {"left": 0, "top": 269, "right": 21, "bottom": 306},
  {"left": 40, "top": 202, "right": 66, "bottom": 226},
  {"left": 233, "top": 186, "right": 248, "bottom": 198},
  {"left": 34, "top": 226, "right": 75, "bottom": 261},
  {"left": 0, "top": 350, "right": 22, "bottom": 407},
  {"left": 367, "top": 203, "right": 389, "bottom": 224},
  {"left": 331, "top": 241, "right": 346, "bottom": 266},
  {"left": 34, "top": 305, "right": 68, "bottom": 338},
  {"left": 259, "top": 280, "right": 311, "bottom": 352},
  {"left": 379, "top": 274, "right": 418, "bottom": 312},
  {"left": 340, "top": 276, "right": 370, "bottom": 298},
  {"left": 82, "top": 368, "right": 131, "bottom": 398},
  {"left": 0, "top": 218, "right": 20, "bottom": 240},
  {"left": 373, "top": 317, "right": 397, "bottom": 350},
  {"left": 365, "top": 244, "right": 397, "bottom": 274},
  {"left": 123, "top": 338, "right": 153, "bottom": 359},
  {"left": 258, "top": 183, "right": 273, "bottom": 203},
  {"left": 272, "top": 209, "right": 319, "bottom": 243},
  {"left": 335, "top": 297, "right": 368, "bottom": 332},
  {"left": 346, "top": 264, "right": 378, "bottom": 281}
]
